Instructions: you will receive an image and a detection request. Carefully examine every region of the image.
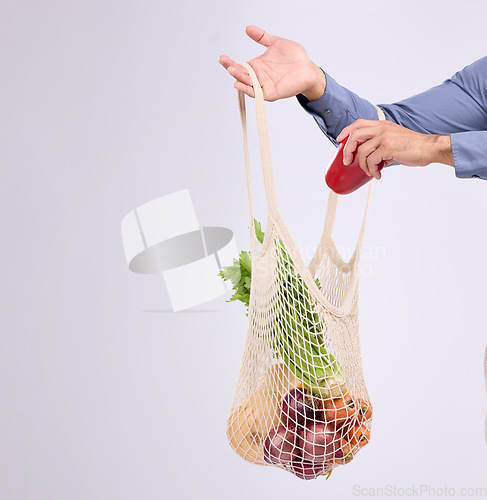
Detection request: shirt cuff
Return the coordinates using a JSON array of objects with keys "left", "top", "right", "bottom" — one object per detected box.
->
[
  {"left": 450, "top": 131, "right": 487, "bottom": 180},
  {"left": 296, "top": 69, "right": 381, "bottom": 145},
  {"left": 296, "top": 70, "right": 353, "bottom": 146}
]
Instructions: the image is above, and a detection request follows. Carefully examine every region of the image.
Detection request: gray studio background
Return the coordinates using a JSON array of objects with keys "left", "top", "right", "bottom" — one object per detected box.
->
[{"left": 2, "top": 1, "right": 486, "bottom": 499}]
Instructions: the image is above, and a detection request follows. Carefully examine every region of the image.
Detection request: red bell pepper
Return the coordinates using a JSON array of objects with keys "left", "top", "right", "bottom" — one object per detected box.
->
[{"left": 325, "top": 136, "right": 385, "bottom": 195}]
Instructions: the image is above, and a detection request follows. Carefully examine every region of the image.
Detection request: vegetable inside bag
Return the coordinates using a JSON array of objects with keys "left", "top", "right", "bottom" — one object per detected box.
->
[{"left": 225, "top": 63, "right": 376, "bottom": 480}]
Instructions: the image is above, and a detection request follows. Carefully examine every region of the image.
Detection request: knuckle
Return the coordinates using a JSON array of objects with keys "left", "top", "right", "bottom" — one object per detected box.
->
[
  {"left": 346, "top": 140, "right": 356, "bottom": 153},
  {"left": 349, "top": 131, "right": 359, "bottom": 143},
  {"left": 358, "top": 153, "right": 368, "bottom": 171}
]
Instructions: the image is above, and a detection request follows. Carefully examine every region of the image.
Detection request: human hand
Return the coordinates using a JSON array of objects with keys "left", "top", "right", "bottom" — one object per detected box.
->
[
  {"left": 336, "top": 119, "right": 453, "bottom": 180},
  {"left": 218, "top": 25, "right": 326, "bottom": 102}
]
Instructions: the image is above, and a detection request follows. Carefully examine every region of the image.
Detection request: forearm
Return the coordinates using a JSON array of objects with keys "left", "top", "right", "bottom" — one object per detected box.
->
[{"left": 298, "top": 58, "right": 487, "bottom": 179}]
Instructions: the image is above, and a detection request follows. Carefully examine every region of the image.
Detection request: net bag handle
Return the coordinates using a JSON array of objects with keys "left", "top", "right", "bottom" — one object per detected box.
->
[
  {"left": 310, "top": 106, "right": 386, "bottom": 273},
  {"left": 237, "top": 62, "right": 279, "bottom": 227},
  {"left": 323, "top": 106, "right": 386, "bottom": 240}
]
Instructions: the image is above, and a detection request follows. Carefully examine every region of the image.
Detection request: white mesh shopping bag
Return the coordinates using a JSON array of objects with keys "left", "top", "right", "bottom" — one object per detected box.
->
[{"left": 223, "top": 63, "right": 375, "bottom": 480}]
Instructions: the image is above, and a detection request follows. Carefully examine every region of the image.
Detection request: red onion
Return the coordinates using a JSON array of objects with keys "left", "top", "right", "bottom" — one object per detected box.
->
[
  {"left": 298, "top": 421, "right": 340, "bottom": 462},
  {"left": 280, "top": 388, "right": 323, "bottom": 428},
  {"left": 290, "top": 459, "right": 327, "bottom": 480},
  {"left": 263, "top": 426, "right": 299, "bottom": 465}
]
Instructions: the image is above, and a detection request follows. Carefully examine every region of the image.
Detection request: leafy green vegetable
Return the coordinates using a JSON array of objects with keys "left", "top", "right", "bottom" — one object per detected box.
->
[
  {"left": 254, "top": 220, "right": 265, "bottom": 244},
  {"left": 219, "top": 220, "right": 346, "bottom": 398},
  {"left": 217, "top": 221, "right": 264, "bottom": 310},
  {"left": 218, "top": 250, "right": 252, "bottom": 308}
]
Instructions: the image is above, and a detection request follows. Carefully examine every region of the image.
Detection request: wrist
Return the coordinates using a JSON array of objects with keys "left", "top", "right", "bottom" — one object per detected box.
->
[
  {"left": 302, "top": 63, "right": 326, "bottom": 101},
  {"left": 428, "top": 134, "right": 454, "bottom": 167}
]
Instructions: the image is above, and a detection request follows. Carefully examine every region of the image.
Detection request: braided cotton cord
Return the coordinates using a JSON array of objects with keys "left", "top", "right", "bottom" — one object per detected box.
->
[{"left": 239, "top": 63, "right": 279, "bottom": 217}]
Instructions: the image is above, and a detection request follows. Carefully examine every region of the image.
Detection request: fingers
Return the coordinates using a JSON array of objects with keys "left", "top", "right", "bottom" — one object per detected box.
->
[
  {"left": 355, "top": 138, "right": 380, "bottom": 178},
  {"left": 218, "top": 57, "right": 256, "bottom": 98},
  {"left": 337, "top": 119, "right": 377, "bottom": 143},
  {"left": 234, "top": 81, "right": 255, "bottom": 98},
  {"left": 357, "top": 140, "right": 393, "bottom": 180},
  {"left": 219, "top": 55, "right": 253, "bottom": 88},
  {"left": 218, "top": 54, "right": 233, "bottom": 70},
  {"left": 219, "top": 24, "right": 277, "bottom": 98},
  {"left": 227, "top": 64, "right": 253, "bottom": 87},
  {"left": 336, "top": 127, "right": 350, "bottom": 143},
  {"left": 245, "top": 25, "right": 277, "bottom": 47},
  {"left": 340, "top": 121, "right": 390, "bottom": 179},
  {"left": 365, "top": 149, "right": 388, "bottom": 180},
  {"left": 342, "top": 124, "right": 380, "bottom": 166}
]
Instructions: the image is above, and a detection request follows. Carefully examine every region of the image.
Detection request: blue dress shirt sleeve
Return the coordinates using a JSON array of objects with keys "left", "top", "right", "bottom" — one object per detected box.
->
[
  {"left": 296, "top": 72, "right": 381, "bottom": 147},
  {"left": 297, "top": 57, "right": 487, "bottom": 180}
]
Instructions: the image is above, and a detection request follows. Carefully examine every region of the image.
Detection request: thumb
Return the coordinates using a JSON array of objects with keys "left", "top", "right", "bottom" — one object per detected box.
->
[{"left": 245, "top": 25, "right": 278, "bottom": 47}]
